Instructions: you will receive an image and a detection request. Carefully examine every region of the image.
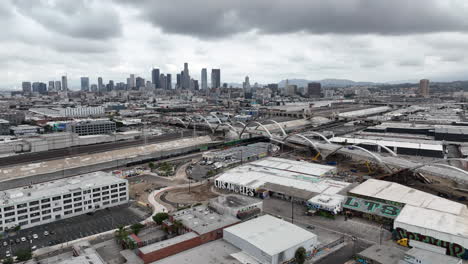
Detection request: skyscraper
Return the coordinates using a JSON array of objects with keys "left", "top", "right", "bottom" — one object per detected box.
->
[
  {"left": 306, "top": 82, "right": 322, "bottom": 98},
  {"left": 48, "top": 81, "right": 55, "bottom": 91},
  {"left": 183, "top": 63, "right": 190, "bottom": 89},
  {"left": 152, "top": 68, "right": 160, "bottom": 88},
  {"left": 130, "top": 74, "right": 136, "bottom": 89},
  {"left": 136, "top": 77, "right": 145, "bottom": 88},
  {"left": 55, "top": 81, "right": 61, "bottom": 91},
  {"left": 166, "top": 74, "right": 172, "bottom": 89},
  {"left": 419, "top": 79, "right": 429, "bottom": 97},
  {"left": 22, "top": 82, "right": 31, "bottom": 93},
  {"left": 201, "top": 68, "right": 207, "bottom": 90},
  {"left": 61, "top": 76, "right": 68, "bottom": 91},
  {"left": 243, "top": 76, "right": 251, "bottom": 91},
  {"left": 98, "top": 77, "right": 103, "bottom": 91},
  {"left": 80, "top": 77, "right": 90, "bottom": 91},
  {"left": 176, "top": 74, "right": 181, "bottom": 89},
  {"left": 211, "top": 69, "right": 221, "bottom": 89},
  {"left": 91, "top": 84, "right": 98, "bottom": 92},
  {"left": 159, "top": 74, "right": 167, "bottom": 90}
]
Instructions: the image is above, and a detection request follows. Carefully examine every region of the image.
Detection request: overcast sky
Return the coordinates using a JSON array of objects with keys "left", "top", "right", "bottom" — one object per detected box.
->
[{"left": 2, "top": 0, "right": 468, "bottom": 89}]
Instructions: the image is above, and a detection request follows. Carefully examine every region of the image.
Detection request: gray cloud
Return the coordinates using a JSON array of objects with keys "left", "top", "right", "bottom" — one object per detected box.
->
[
  {"left": 117, "top": 0, "right": 468, "bottom": 38},
  {"left": 14, "top": 0, "right": 122, "bottom": 40}
]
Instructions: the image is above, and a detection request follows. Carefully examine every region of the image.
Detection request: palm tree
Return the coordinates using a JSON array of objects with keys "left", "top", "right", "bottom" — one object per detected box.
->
[{"left": 115, "top": 226, "right": 129, "bottom": 247}]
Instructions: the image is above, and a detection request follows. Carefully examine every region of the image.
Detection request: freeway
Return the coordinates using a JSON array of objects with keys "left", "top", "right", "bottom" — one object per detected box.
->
[{"left": 0, "top": 130, "right": 199, "bottom": 167}]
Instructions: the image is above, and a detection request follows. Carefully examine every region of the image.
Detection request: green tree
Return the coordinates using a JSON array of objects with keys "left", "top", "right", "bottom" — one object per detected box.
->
[
  {"left": 15, "top": 249, "right": 32, "bottom": 261},
  {"left": 2, "top": 257, "right": 13, "bottom": 264},
  {"left": 130, "top": 223, "right": 145, "bottom": 235},
  {"left": 13, "top": 225, "right": 21, "bottom": 232},
  {"left": 206, "top": 170, "right": 216, "bottom": 178},
  {"left": 115, "top": 225, "right": 129, "bottom": 246},
  {"left": 148, "top": 162, "right": 155, "bottom": 170},
  {"left": 173, "top": 220, "right": 183, "bottom": 235},
  {"left": 295, "top": 247, "right": 307, "bottom": 264},
  {"left": 152, "top": 212, "right": 169, "bottom": 225}
]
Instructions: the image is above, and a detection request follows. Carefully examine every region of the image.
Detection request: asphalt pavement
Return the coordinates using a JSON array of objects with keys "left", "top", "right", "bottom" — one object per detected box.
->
[{"left": 0, "top": 204, "right": 147, "bottom": 259}]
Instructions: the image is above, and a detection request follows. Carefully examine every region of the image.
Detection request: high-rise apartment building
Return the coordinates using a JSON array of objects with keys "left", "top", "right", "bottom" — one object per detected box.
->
[
  {"left": 152, "top": 68, "right": 160, "bottom": 88},
  {"left": 419, "top": 79, "right": 430, "bottom": 97},
  {"left": 61, "top": 76, "right": 68, "bottom": 91},
  {"left": 201, "top": 68, "right": 208, "bottom": 90},
  {"left": 80, "top": 77, "right": 90, "bottom": 91},
  {"left": 211, "top": 69, "right": 221, "bottom": 88}
]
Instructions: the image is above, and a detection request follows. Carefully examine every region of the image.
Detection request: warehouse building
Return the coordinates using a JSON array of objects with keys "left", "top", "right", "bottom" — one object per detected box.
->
[
  {"left": 214, "top": 157, "right": 346, "bottom": 202},
  {"left": 202, "top": 142, "right": 278, "bottom": 164},
  {"left": 344, "top": 179, "right": 468, "bottom": 260},
  {"left": 209, "top": 194, "right": 263, "bottom": 220},
  {"left": 0, "top": 171, "right": 128, "bottom": 231},
  {"left": 223, "top": 215, "right": 318, "bottom": 264}
]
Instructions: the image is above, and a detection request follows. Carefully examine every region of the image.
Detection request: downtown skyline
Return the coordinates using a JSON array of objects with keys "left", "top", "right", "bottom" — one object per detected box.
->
[{"left": 2, "top": 0, "right": 468, "bottom": 89}]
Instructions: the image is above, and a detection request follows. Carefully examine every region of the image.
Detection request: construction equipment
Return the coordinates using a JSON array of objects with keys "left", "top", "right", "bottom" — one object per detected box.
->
[
  {"left": 312, "top": 152, "right": 321, "bottom": 161},
  {"left": 365, "top": 161, "right": 373, "bottom": 173},
  {"left": 396, "top": 238, "right": 409, "bottom": 247}
]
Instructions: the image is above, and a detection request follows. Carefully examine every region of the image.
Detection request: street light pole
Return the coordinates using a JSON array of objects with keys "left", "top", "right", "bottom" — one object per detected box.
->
[{"left": 291, "top": 198, "right": 294, "bottom": 224}]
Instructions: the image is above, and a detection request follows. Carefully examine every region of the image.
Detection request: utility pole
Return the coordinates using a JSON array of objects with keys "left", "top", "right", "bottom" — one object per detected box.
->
[{"left": 291, "top": 197, "right": 294, "bottom": 224}]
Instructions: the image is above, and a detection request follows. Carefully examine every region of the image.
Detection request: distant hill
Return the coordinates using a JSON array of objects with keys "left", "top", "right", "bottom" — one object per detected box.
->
[{"left": 278, "top": 78, "right": 379, "bottom": 88}]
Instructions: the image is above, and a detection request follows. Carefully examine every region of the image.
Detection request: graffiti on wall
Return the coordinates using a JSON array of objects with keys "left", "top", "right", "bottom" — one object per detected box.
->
[
  {"left": 395, "top": 227, "right": 468, "bottom": 259},
  {"left": 343, "top": 196, "right": 402, "bottom": 219},
  {"left": 214, "top": 180, "right": 255, "bottom": 196}
]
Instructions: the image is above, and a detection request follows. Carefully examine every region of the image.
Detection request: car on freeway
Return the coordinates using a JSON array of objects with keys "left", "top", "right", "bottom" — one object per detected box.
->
[
  {"left": 33, "top": 234, "right": 38, "bottom": 239},
  {"left": 20, "top": 237, "right": 26, "bottom": 242}
]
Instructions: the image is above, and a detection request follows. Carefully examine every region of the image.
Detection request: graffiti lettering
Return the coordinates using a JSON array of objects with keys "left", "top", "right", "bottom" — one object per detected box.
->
[
  {"left": 343, "top": 196, "right": 402, "bottom": 218},
  {"left": 214, "top": 180, "right": 255, "bottom": 196},
  {"left": 395, "top": 227, "right": 468, "bottom": 259}
]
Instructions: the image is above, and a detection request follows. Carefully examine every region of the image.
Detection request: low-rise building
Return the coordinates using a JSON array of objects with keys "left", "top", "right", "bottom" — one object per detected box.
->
[
  {"left": 66, "top": 119, "right": 116, "bottom": 136},
  {"left": 10, "top": 124, "right": 44, "bottom": 136},
  {"left": 209, "top": 194, "right": 263, "bottom": 220},
  {"left": 0, "top": 171, "right": 128, "bottom": 231},
  {"left": 0, "top": 119, "right": 10, "bottom": 135},
  {"left": 223, "top": 214, "right": 318, "bottom": 264}
]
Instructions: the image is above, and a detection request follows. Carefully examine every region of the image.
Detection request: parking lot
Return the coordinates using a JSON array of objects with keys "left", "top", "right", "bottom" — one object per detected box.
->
[{"left": 0, "top": 204, "right": 148, "bottom": 259}]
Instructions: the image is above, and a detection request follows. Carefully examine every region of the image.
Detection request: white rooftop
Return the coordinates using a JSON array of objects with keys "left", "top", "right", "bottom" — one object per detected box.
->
[
  {"left": 330, "top": 136, "right": 443, "bottom": 152},
  {"left": 0, "top": 171, "right": 125, "bottom": 207},
  {"left": 350, "top": 179, "right": 466, "bottom": 216},
  {"left": 223, "top": 215, "right": 317, "bottom": 256},
  {"left": 216, "top": 158, "right": 347, "bottom": 195}
]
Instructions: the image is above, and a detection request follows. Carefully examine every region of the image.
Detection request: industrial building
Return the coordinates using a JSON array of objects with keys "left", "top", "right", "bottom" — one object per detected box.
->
[
  {"left": 202, "top": 142, "right": 278, "bottom": 165},
  {"left": 29, "top": 106, "right": 105, "bottom": 118},
  {"left": 0, "top": 119, "right": 10, "bottom": 135},
  {"left": 0, "top": 171, "right": 128, "bottom": 231},
  {"left": 209, "top": 194, "right": 263, "bottom": 220},
  {"left": 344, "top": 179, "right": 468, "bottom": 260},
  {"left": 215, "top": 157, "right": 347, "bottom": 202},
  {"left": 10, "top": 124, "right": 44, "bottom": 136},
  {"left": 137, "top": 204, "right": 239, "bottom": 263},
  {"left": 66, "top": 119, "right": 116, "bottom": 136},
  {"left": 223, "top": 215, "right": 318, "bottom": 264}
]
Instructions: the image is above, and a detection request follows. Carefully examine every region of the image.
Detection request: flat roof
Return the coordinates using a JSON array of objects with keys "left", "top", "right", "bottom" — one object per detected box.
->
[
  {"left": 338, "top": 106, "right": 390, "bottom": 118},
  {"left": 139, "top": 232, "right": 198, "bottom": 254},
  {"left": 172, "top": 205, "right": 240, "bottom": 235},
  {"left": 224, "top": 215, "right": 317, "bottom": 256},
  {"left": 216, "top": 158, "right": 348, "bottom": 196},
  {"left": 349, "top": 179, "right": 466, "bottom": 216},
  {"left": 150, "top": 239, "right": 242, "bottom": 264},
  {"left": 404, "top": 247, "right": 461, "bottom": 264},
  {"left": 211, "top": 194, "right": 262, "bottom": 209},
  {"left": 358, "top": 244, "right": 406, "bottom": 264},
  {"left": 0, "top": 171, "right": 125, "bottom": 206},
  {"left": 330, "top": 137, "right": 443, "bottom": 151}
]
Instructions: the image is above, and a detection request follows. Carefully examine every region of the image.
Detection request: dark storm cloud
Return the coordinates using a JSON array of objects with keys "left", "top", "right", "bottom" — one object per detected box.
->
[
  {"left": 13, "top": 0, "right": 122, "bottom": 40},
  {"left": 116, "top": 0, "right": 468, "bottom": 38}
]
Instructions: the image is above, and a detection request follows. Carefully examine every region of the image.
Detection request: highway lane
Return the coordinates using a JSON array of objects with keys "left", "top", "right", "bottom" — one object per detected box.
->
[{"left": 0, "top": 130, "right": 201, "bottom": 167}]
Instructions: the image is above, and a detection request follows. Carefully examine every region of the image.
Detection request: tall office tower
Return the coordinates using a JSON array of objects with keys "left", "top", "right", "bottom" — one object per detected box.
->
[
  {"left": 108, "top": 80, "right": 115, "bottom": 91},
  {"left": 152, "top": 68, "right": 160, "bottom": 88},
  {"left": 146, "top": 81, "right": 153, "bottom": 89},
  {"left": 61, "top": 76, "right": 68, "bottom": 91},
  {"left": 22, "top": 82, "right": 31, "bottom": 93},
  {"left": 90, "top": 84, "right": 98, "bottom": 92},
  {"left": 211, "top": 69, "right": 221, "bottom": 88},
  {"left": 176, "top": 74, "right": 181, "bottom": 89},
  {"left": 130, "top": 74, "right": 136, "bottom": 89},
  {"left": 48, "top": 81, "right": 55, "bottom": 91},
  {"left": 55, "top": 81, "right": 61, "bottom": 91},
  {"left": 243, "top": 76, "right": 251, "bottom": 90},
  {"left": 159, "top": 74, "right": 167, "bottom": 90},
  {"left": 419, "top": 79, "right": 430, "bottom": 97},
  {"left": 98, "top": 77, "right": 103, "bottom": 91},
  {"left": 80, "top": 77, "right": 90, "bottom": 91},
  {"left": 136, "top": 77, "right": 145, "bottom": 88},
  {"left": 306, "top": 82, "right": 322, "bottom": 98},
  {"left": 126, "top": 78, "right": 131, "bottom": 89},
  {"left": 166, "top": 74, "right": 172, "bottom": 89},
  {"left": 267, "top": 83, "right": 279, "bottom": 95},
  {"left": 201, "top": 68, "right": 208, "bottom": 90},
  {"left": 33, "top": 82, "right": 47, "bottom": 94},
  {"left": 183, "top": 63, "right": 190, "bottom": 89}
]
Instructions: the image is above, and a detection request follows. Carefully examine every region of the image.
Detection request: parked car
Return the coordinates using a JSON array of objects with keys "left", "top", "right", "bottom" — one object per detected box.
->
[
  {"left": 2, "top": 241, "right": 7, "bottom": 247},
  {"left": 20, "top": 237, "right": 26, "bottom": 242},
  {"left": 33, "top": 234, "right": 38, "bottom": 239},
  {"left": 44, "top": 231, "right": 49, "bottom": 236}
]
